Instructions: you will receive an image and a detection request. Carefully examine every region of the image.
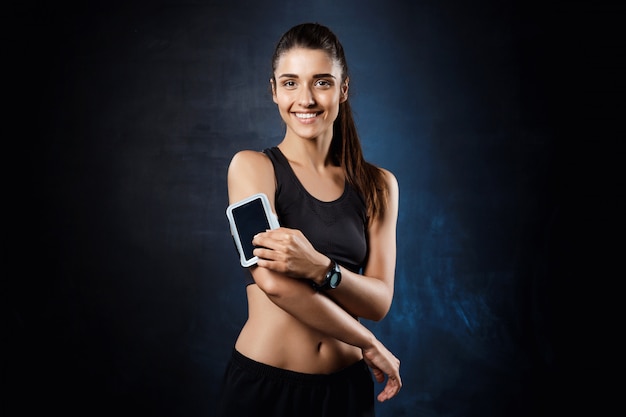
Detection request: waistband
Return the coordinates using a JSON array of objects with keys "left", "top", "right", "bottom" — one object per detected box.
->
[{"left": 230, "top": 348, "right": 368, "bottom": 385}]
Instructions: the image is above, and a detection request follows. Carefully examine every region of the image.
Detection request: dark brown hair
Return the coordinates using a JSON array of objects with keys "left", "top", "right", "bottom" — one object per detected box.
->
[{"left": 271, "top": 23, "right": 389, "bottom": 221}]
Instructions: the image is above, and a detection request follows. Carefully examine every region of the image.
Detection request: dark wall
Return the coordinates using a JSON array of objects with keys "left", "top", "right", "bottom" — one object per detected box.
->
[{"left": 8, "top": 0, "right": 618, "bottom": 416}]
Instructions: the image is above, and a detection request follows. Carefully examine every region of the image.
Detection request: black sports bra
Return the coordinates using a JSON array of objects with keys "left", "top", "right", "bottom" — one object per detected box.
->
[{"left": 243, "top": 147, "right": 368, "bottom": 286}]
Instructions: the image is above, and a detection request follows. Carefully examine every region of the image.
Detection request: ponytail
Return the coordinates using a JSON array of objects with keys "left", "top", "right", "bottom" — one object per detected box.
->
[{"left": 332, "top": 98, "right": 389, "bottom": 222}]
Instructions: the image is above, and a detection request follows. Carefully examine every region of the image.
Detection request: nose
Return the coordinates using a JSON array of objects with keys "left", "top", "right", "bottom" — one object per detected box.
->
[{"left": 298, "top": 85, "right": 315, "bottom": 107}]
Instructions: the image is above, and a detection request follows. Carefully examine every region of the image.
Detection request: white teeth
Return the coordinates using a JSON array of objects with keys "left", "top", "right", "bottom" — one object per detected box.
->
[{"left": 295, "top": 113, "right": 316, "bottom": 119}]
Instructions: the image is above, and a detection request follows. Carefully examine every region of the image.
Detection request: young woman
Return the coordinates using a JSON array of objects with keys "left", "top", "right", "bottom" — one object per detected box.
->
[{"left": 216, "top": 23, "right": 401, "bottom": 417}]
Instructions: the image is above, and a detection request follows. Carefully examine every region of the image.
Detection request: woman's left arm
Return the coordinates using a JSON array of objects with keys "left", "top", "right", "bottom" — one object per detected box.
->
[
  {"left": 323, "top": 168, "right": 399, "bottom": 321},
  {"left": 253, "top": 169, "right": 399, "bottom": 321}
]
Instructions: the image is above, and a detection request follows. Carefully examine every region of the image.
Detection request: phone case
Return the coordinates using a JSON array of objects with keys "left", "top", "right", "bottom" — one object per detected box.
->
[{"left": 226, "top": 193, "right": 279, "bottom": 267}]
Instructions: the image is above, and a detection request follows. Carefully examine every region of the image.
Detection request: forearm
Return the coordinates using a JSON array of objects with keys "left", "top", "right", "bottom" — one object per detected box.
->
[
  {"left": 252, "top": 266, "right": 376, "bottom": 349},
  {"left": 323, "top": 267, "right": 394, "bottom": 321}
]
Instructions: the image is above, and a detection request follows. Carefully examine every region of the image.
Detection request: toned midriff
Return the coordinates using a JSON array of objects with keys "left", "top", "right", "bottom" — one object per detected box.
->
[{"left": 234, "top": 284, "right": 363, "bottom": 374}]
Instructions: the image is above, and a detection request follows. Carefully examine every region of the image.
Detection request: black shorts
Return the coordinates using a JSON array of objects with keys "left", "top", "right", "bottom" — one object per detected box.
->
[{"left": 216, "top": 349, "right": 375, "bottom": 417}]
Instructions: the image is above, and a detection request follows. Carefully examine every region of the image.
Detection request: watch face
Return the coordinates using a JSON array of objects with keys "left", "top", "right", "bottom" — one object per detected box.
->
[{"left": 329, "top": 271, "right": 341, "bottom": 288}]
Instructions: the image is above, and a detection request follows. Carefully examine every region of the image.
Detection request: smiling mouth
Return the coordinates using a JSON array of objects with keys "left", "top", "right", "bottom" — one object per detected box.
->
[{"left": 294, "top": 112, "right": 320, "bottom": 119}]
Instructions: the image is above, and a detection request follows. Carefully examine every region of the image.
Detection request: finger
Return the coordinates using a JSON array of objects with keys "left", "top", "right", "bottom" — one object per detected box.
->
[
  {"left": 264, "top": 228, "right": 294, "bottom": 243},
  {"left": 263, "top": 227, "right": 290, "bottom": 238},
  {"left": 252, "top": 232, "right": 269, "bottom": 247},
  {"left": 253, "top": 231, "right": 289, "bottom": 250},
  {"left": 252, "top": 237, "right": 282, "bottom": 254},
  {"left": 253, "top": 247, "right": 274, "bottom": 260},
  {"left": 377, "top": 376, "right": 401, "bottom": 402},
  {"left": 370, "top": 367, "right": 385, "bottom": 383},
  {"left": 255, "top": 258, "right": 270, "bottom": 268}
]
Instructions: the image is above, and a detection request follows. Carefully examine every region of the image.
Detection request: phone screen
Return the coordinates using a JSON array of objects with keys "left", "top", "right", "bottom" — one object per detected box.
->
[{"left": 231, "top": 197, "right": 271, "bottom": 261}]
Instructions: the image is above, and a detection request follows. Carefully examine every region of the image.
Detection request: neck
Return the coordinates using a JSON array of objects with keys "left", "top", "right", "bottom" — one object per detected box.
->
[{"left": 279, "top": 131, "right": 335, "bottom": 170}]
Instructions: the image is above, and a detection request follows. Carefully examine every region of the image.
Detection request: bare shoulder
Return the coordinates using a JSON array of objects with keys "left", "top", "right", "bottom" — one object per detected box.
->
[
  {"left": 379, "top": 167, "right": 399, "bottom": 195},
  {"left": 228, "top": 150, "right": 275, "bottom": 180},
  {"left": 227, "top": 150, "right": 276, "bottom": 204},
  {"left": 229, "top": 150, "right": 272, "bottom": 171}
]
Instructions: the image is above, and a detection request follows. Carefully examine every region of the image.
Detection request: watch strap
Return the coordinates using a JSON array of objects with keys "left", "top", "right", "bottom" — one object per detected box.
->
[{"left": 311, "top": 259, "right": 338, "bottom": 291}]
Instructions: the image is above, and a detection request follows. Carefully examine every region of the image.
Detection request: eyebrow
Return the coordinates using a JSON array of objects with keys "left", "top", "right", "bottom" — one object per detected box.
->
[{"left": 278, "top": 73, "right": 336, "bottom": 79}]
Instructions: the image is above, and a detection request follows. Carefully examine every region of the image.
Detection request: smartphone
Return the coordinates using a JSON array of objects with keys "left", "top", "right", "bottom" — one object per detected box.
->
[{"left": 226, "top": 193, "right": 279, "bottom": 267}]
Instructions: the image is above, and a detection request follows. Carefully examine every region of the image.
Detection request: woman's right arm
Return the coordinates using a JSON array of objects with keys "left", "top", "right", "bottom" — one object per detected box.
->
[
  {"left": 252, "top": 264, "right": 401, "bottom": 402},
  {"left": 227, "top": 150, "right": 402, "bottom": 401}
]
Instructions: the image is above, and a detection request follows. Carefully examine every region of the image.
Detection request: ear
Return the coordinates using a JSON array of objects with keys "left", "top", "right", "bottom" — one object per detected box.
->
[
  {"left": 340, "top": 77, "right": 349, "bottom": 103},
  {"left": 270, "top": 78, "right": 278, "bottom": 104}
]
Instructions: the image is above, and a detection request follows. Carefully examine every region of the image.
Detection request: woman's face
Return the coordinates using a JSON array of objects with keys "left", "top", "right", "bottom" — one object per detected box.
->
[{"left": 271, "top": 47, "right": 348, "bottom": 143}]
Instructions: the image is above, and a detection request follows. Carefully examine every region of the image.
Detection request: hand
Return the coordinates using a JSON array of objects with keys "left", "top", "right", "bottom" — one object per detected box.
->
[
  {"left": 361, "top": 339, "right": 402, "bottom": 402},
  {"left": 252, "top": 227, "right": 329, "bottom": 281}
]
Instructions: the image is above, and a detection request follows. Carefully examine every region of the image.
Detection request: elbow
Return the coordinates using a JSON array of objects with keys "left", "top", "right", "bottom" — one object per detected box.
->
[
  {"left": 368, "top": 304, "right": 391, "bottom": 322},
  {"left": 252, "top": 268, "right": 299, "bottom": 299},
  {"left": 254, "top": 272, "right": 281, "bottom": 297},
  {"left": 363, "top": 292, "right": 394, "bottom": 322}
]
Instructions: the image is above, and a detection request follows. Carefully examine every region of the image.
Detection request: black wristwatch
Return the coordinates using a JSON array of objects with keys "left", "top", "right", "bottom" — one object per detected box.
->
[{"left": 312, "top": 260, "right": 342, "bottom": 291}]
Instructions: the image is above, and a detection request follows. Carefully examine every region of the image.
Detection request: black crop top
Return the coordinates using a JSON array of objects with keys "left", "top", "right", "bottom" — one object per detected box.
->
[{"left": 243, "top": 147, "right": 369, "bottom": 286}]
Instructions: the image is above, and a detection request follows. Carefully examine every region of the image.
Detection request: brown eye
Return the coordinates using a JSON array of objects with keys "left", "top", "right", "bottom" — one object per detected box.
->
[{"left": 315, "top": 80, "right": 332, "bottom": 88}]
